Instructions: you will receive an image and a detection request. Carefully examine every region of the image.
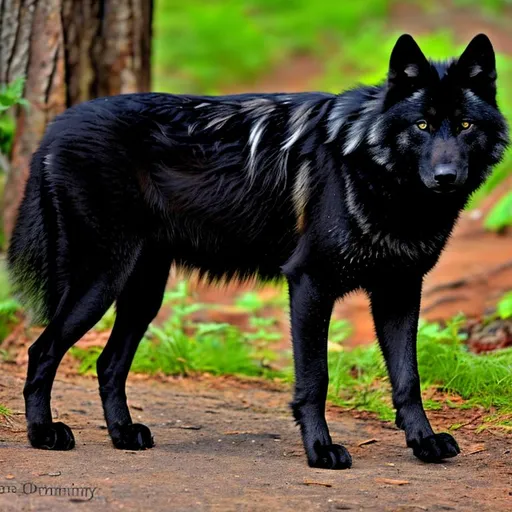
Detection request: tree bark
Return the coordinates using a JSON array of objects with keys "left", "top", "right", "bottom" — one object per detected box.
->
[{"left": 0, "top": 0, "right": 153, "bottom": 240}]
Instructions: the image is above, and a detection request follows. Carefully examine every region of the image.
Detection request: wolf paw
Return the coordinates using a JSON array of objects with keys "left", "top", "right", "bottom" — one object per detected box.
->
[
  {"left": 307, "top": 442, "right": 352, "bottom": 470},
  {"left": 28, "top": 421, "right": 76, "bottom": 450},
  {"left": 111, "top": 423, "right": 154, "bottom": 450},
  {"left": 410, "top": 433, "right": 460, "bottom": 462}
]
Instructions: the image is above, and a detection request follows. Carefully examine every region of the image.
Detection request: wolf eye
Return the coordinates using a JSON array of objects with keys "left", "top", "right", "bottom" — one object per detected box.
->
[
  {"left": 416, "top": 120, "right": 428, "bottom": 130},
  {"left": 460, "top": 121, "right": 472, "bottom": 130}
]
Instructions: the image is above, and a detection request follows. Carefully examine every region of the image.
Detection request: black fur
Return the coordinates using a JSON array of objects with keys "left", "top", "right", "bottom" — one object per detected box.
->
[{"left": 8, "top": 34, "right": 508, "bottom": 468}]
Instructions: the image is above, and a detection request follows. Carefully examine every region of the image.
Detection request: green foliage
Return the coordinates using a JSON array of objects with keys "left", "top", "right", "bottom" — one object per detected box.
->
[
  {"left": 0, "top": 77, "right": 28, "bottom": 113},
  {"left": 0, "top": 77, "right": 28, "bottom": 159},
  {"left": 497, "top": 290, "right": 512, "bottom": 319},
  {"left": 70, "top": 345, "right": 103, "bottom": 375},
  {"left": 234, "top": 291, "right": 266, "bottom": 313},
  {"left": 153, "top": 0, "right": 388, "bottom": 93},
  {"left": 328, "top": 315, "right": 512, "bottom": 419},
  {"left": 133, "top": 281, "right": 280, "bottom": 376},
  {"left": 0, "top": 115, "right": 15, "bottom": 161},
  {"left": 94, "top": 306, "right": 117, "bottom": 331},
  {"left": 0, "top": 260, "right": 21, "bottom": 343},
  {"left": 234, "top": 286, "right": 288, "bottom": 313},
  {"left": 452, "top": 0, "right": 512, "bottom": 15},
  {"left": 133, "top": 321, "right": 266, "bottom": 376},
  {"left": 328, "top": 318, "right": 353, "bottom": 344},
  {"left": 469, "top": 52, "right": 512, "bottom": 222},
  {"left": 484, "top": 191, "right": 512, "bottom": 232},
  {"left": 72, "top": 280, "right": 282, "bottom": 378},
  {"left": 329, "top": 342, "right": 393, "bottom": 419},
  {"left": 0, "top": 404, "right": 12, "bottom": 419},
  {"left": 417, "top": 316, "right": 512, "bottom": 409}
]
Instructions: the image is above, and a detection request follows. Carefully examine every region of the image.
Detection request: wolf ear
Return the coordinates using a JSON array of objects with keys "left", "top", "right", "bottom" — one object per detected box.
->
[
  {"left": 456, "top": 34, "right": 496, "bottom": 103},
  {"left": 385, "top": 34, "right": 431, "bottom": 107}
]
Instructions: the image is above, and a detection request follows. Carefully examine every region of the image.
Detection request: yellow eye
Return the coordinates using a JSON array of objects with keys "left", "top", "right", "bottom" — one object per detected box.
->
[
  {"left": 461, "top": 121, "right": 472, "bottom": 130},
  {"left": 417, "top": 121, "right": 428, "bottom": 130}
]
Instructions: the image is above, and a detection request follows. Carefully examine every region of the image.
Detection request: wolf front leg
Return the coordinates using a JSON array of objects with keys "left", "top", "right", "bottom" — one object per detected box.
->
[
  {"left": 368, "top": 274, "right": 460, "bottom": 462},
  {"left": 287, "top": 272, "right": 352, "bottom": 469}
]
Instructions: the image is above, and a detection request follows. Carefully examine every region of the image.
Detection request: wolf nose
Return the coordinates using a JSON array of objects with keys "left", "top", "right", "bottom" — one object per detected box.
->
[{"left": 434, "top": 164, "right": 457, "bottom": 186}]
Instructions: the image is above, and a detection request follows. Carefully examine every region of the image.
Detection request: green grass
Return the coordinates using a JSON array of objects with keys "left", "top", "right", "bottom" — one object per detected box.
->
[
  {"left": 71, "top": 280, "right": 283, "bottom": 378},
  {"left": 0, "top": 404, "right": 12, "bottom": 419},
  {"left": 327, "top": 315, "right": 512, "bottom": 421},
  {"left": 93, "top": 305, "right": 117, "bottom": 331}
]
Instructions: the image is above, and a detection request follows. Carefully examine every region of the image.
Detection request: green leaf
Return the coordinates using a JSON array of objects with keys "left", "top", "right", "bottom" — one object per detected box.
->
[
  {"left": 497, "top": 292, "right": 512, "bottom": 320},
  {"left": 484, "top": 192, "right": 512, "bottom": 231}
]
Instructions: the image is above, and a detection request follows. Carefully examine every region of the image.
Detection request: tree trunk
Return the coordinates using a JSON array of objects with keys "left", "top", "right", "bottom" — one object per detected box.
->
[{"left": 0, "top": 0, "right": 153, "bottom": 240}]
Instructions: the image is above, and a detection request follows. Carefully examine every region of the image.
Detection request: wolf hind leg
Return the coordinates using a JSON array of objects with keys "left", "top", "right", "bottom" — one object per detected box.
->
[
  {"left": 24, "top": 275, "right": 117, "bottom": 450},
  {"left": 96, "top": 242, "right": 172, "bottom": 450}
]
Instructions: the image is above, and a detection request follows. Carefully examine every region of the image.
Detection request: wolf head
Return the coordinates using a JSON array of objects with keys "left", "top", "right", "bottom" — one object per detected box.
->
[{"left": 366, "top": 33, "right": 508, "bottom": 195}]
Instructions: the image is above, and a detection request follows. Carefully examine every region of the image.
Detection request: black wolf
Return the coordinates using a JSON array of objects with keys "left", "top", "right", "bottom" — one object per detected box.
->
[{"left": 8, "top": 33, "right": 508, "bottom": 469}]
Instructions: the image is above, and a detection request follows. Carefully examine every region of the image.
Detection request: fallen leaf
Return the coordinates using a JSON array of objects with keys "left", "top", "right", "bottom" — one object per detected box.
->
[
  {"left": 465, "top": 444, "right": 486, "bottom": 456},
  {"left": 357, "top": 438, "right": 378, "bottom": 447},
  {"left": 303, "top": 479, "right": 332, "bottom": 487},
  {"left": 375, "top": 478, "right": 410, "bottom": 486},
  {"left": 283, "top": 450, "right": 302, "bottom": 457}
]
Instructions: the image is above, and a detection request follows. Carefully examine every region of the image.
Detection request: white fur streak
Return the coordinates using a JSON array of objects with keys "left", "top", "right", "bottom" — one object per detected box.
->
[
  {"left": 343, "top": 98, "right": 380, "bottom": 155},
  {"left": 369, "top": 146, "right": 390, "bottom": 167},
  {"left": 292, "top": 160, "right": 310, "bottom": 232},
  {"left": 469, "top": 65, "right": 482, "bottom": 78},
  {"left": 464, "top": 89, "right": 483, "bottom": 106},
  {"left": 407, "top": 89, "right": 425, "bottom": 103},
  {"left": 247, "top": 116, "right": 267, "bottom": 181},
  {"left": 205, "top": 111, "right": 236, "bottom": 130},
  {"left": 397, "top": 132, "right": 410, "bottom": 151},
  {"left": 242, "top": 99, "right": 276, "bottom": 181},
  {"left": 367, "top": 116, "right": 384, "bottom": 146},
  {"left": 404, "top": 64, "right": 419, "bottom": 77},
  {"left": 326, "top": 97, "right": 351, "bottom": 143},
  {"left": 491, "top": 142, "right": 506, "bottom": 160},
  {"left": 187, "top": 123, "right": 198, "bottom": 136},
  {"left": 43, "top": 153, "right": 54, "bottom": 170},
  {"left": 242, "top": 98, "right": 275, "bottom": 117},
  {"left": 344, "top": 173, "right": 372, "bottom": 234},
  {"left": 282, "top": 102, "right": 315, "bottom": 151}
]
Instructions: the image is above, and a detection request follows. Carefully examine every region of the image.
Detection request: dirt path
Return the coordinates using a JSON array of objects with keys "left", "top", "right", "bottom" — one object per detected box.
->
[{"left": 0, "top": 368, "right": 510, "bottom": 512}]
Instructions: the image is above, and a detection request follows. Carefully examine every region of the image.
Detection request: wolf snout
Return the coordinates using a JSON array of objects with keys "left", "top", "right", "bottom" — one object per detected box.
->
[{"left": 433, "top": 164, "right": 457, "bottom": 187}]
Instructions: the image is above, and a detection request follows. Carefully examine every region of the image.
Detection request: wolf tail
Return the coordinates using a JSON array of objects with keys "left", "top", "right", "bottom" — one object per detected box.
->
[{"left": 7, "top": 150, "right": 63, "bottom": 324}]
